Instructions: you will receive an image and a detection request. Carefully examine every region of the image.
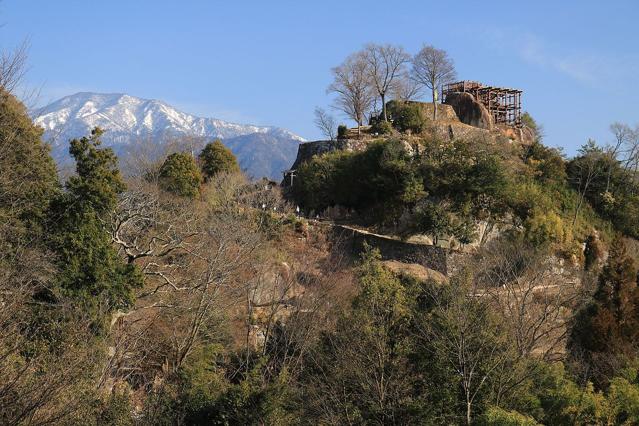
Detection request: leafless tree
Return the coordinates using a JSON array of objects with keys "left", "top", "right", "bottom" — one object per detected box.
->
[
  {"left": 571, "top": 140, "right": 606, "bottom": 226},
  {"left": 105, "top": 176, "right": 268, "bottom": 388},
  {"left": 362, "top": 43, "right": 410, "bottom": 122},
  {"left": 390, "top": 72, "right": 422, "bottom": 101},
  {"left": 605, "top": 122, "right": 634, "bottom": 193},
  {"left": 313, "top": 106, "right": 337, "bottom": 141},
  {"left": 476, "top": 243, "right": 580, "bottom": 361},
  {"left": 328, "top": 51, "right": 375, "bottom": 138},
  {"left": 411, "top": 44, "right": 457, "bottom": 120},
  {"left": 0, "top": 41, "right": 28, "bottom": 95},
  {"left": 622, "top": 125, "right": 639, "bottom": 188},
  {"left": 0, "top": 241, "right": 103, "bottom": 424}
]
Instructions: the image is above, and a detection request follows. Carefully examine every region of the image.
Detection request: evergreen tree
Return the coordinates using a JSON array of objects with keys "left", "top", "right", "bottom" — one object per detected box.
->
[
  {"left": 48, "top": 128, "right": 142, "bottom": 320},
  {"left": 0, "top": 88, "right": 59, "bottom": 236},
  {"left": 198, "top": 139, "right": 240, "bottom": 180},
  {"left": 570, "top": 237, "right": 639, "bottom": 388},
  {"left": 159, "top": 152, "right": 202, "bottom": 198}
]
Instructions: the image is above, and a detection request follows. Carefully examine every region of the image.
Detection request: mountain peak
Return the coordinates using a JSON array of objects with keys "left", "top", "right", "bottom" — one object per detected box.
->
[{"left": 33, "top": 92, "right": 305, "bottom": 179}]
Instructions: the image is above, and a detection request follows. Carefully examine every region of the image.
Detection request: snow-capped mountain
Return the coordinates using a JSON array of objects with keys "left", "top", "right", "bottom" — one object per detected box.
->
[{"left": 33, "top": 92, "right": 305, "bottom": 179}]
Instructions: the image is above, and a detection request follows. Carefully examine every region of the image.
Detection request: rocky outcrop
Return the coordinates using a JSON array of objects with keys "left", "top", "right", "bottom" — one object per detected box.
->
[
  {"left": 496, "top": 124, "right": 536, "bottom": 145},
  {"left": 407, "top": 102, "right": 460, "bottom": 122},
  {"left": 444, "top": 92, "right": 493, "bottom": 130},
  {"left": 382, "top": 260, "right": 447, "bottom": 283}
]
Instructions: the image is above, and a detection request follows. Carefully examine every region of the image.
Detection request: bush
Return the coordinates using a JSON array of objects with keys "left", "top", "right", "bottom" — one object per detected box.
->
[
  {"left": 337, "top": 124, "right": 348, "bottom": 139},
  {"left": 480, "top": 406, "right": 540, "bottom": 425},
  {"left": 386, "top": 100, "right": 427, "bottom": 134},
  {"left": 524, "top": 210, "right": 572, "bottom": 246},
  {"left": 371, "top": 119, "right": 393, "bottom": 135}
]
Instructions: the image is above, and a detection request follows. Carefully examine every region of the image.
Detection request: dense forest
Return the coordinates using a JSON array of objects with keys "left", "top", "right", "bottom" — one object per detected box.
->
[{"left": 3, "top": 42, "right": 639, "bottom": 426}]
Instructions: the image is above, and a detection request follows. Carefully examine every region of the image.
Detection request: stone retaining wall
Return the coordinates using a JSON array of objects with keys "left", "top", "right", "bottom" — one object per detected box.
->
[{"left": 331, "top": 225, "right": 448, "bottom": 276}]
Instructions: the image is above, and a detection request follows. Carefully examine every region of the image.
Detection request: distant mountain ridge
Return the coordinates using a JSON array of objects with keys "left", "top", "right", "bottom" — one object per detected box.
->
[{"left": 33, "top": 92, "right": 305, "bottom": 179}]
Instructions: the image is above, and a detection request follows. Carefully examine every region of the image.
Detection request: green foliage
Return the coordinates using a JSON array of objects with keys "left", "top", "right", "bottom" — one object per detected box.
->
[
  {"left": 524, "top": 209, "right": 572, "bottom": 247},
  {"left": 480, "top": 406, "right": 540, "bottom": 425},
  {"left": 337, "top": 124, "right": 348, "bottom": 139},
  {"left": 0, "top": 88, "right": 59, "bottom": 235},
  {"left": 523, "top": 141, "right": 566, "bottom": 185},
  {"left": 198, "top": 139, "right": 240, "bottom": 180},
  {"left": 293, "top": 136, "right": 510, "bottom": 237},
  {"left": 97, "top": 388, "right": 134, "bottom": 426},
  {"left": 302, "top": 247, "right": 416, "bottom": 424},
  {"left": 159, "top": 152, "right": 203, "bottom": 198},
  {"left": 567, "top": 140, "right": 639, "bottom": 239},
  {"left": 386, "top": 100, "right": 428, "bottom": 134},
  {"left": 162, "top": 346, "right": 297, "bottom": 426},
  {"left": 569, "top": 238, "right": 639, "bottom": 388},
  {"left": 66, "top": 128, "right": 125, "bottom": 213},
  {"left": 412, "top": 201, "right": 475, "bottom": 245},
  {"left": 607, "top": 375, "right": 639, "bottom": 424},
  {"left": 370, "top": 118, "right": 393, "bottom": 135},
  {"left": 48, "top": 128, "right": 142, "bottom": 318},
  {"left": 293, "top": 139, "right": 422, "bottom": 221}
]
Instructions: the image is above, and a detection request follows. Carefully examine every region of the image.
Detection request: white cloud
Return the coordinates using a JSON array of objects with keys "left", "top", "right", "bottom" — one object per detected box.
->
[{"left": 482, "top": 29, "right": 614, "bottom": 87}]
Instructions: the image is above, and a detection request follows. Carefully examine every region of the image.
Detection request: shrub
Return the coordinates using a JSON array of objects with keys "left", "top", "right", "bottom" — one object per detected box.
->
[
  {"left": 524, "top": 210, "right": 572, "bottom": 246},
  {"left": 371, "top": 119, "right": 392, "bottom": 135},
  {"left": 386, "top": 100, "right": 427, "bottom": 134},
  {"left": 337, "top": 124, "right": 348, "bottom": 139},
  {"left": 480, "top": 406, "right": 540, "bottom": 425}
]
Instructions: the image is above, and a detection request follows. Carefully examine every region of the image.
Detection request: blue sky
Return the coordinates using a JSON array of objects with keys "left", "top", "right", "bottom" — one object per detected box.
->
[{"left": 1, "top": 0, "right": 638, "bottom": 155}]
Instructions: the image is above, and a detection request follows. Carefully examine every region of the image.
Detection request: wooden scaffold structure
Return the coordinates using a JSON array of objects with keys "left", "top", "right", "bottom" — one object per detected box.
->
[{"left": 442, "top": 80, "right": 523, "bottom": 127}]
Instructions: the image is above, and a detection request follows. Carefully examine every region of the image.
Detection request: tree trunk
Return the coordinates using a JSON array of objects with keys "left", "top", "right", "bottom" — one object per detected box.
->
[
  {"left": 432, "top": 88, "right": 438, "bottom": 121},
  {"left": 381, "top": 93, "right": 387, "bottom": 122},
  {"left": 466, "top": 401, "right": 472, "bottom": 426}
]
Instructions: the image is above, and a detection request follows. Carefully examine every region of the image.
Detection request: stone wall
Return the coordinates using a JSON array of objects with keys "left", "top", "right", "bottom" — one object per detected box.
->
[
  {"left": 332, "top": 225, "right": 448, "bottom": 275},
  {"left": 288, "top": 138, "right": 370, "bottom": 171}
]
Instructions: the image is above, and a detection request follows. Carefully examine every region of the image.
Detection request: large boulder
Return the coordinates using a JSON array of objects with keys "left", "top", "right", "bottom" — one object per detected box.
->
[{"left": 444, "top": 92, "right": 493, "bottom": 130}]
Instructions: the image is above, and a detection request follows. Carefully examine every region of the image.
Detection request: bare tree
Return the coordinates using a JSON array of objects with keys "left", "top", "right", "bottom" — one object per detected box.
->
[
  {"left": 571, "top": 140, "right": 606, "bottom": 226},
  {"left": 313, "top": 106, "right": 337, "bottom": 141},
  {"left": 0, "top": 41, "right": 28, "bottom": 95},
  {"left": 362, "top": 43, "right": 410, "bottom": 122},
  {"left": 605, "top": 122, "right": 633, "bottom": 193},
  {"left": 622, "top": 125, "right": 639, "bottom": 188},
  {"left": 411, "top": 44, "right": 456, "bottom": 120},
  {"left": 390, "top": 72, "right": 422, "bottom": 101},
  {"left": 328, "top": 51, "right": 375, "bottom": 138}
]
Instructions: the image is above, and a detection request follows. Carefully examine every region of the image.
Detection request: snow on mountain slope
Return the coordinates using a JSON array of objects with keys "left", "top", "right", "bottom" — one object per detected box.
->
[{"left": 33, "top": 92, "right": 305, "bottom": 179}]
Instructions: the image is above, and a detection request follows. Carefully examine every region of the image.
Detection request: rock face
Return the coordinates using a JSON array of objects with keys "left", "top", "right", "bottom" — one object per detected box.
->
[
  {"left": 443, "top": 92, "right": 493, "bottom": 130},
  {"left": 496, "top": 124, "right": 536, "bottom": 145},
  {"left": 407, "top": 102, "right": 460, "bottom": 122}
]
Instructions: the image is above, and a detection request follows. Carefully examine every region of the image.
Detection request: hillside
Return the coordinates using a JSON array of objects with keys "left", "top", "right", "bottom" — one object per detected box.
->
[{"left": 33, "top": 92, "right": 305, "bottom": 179}]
